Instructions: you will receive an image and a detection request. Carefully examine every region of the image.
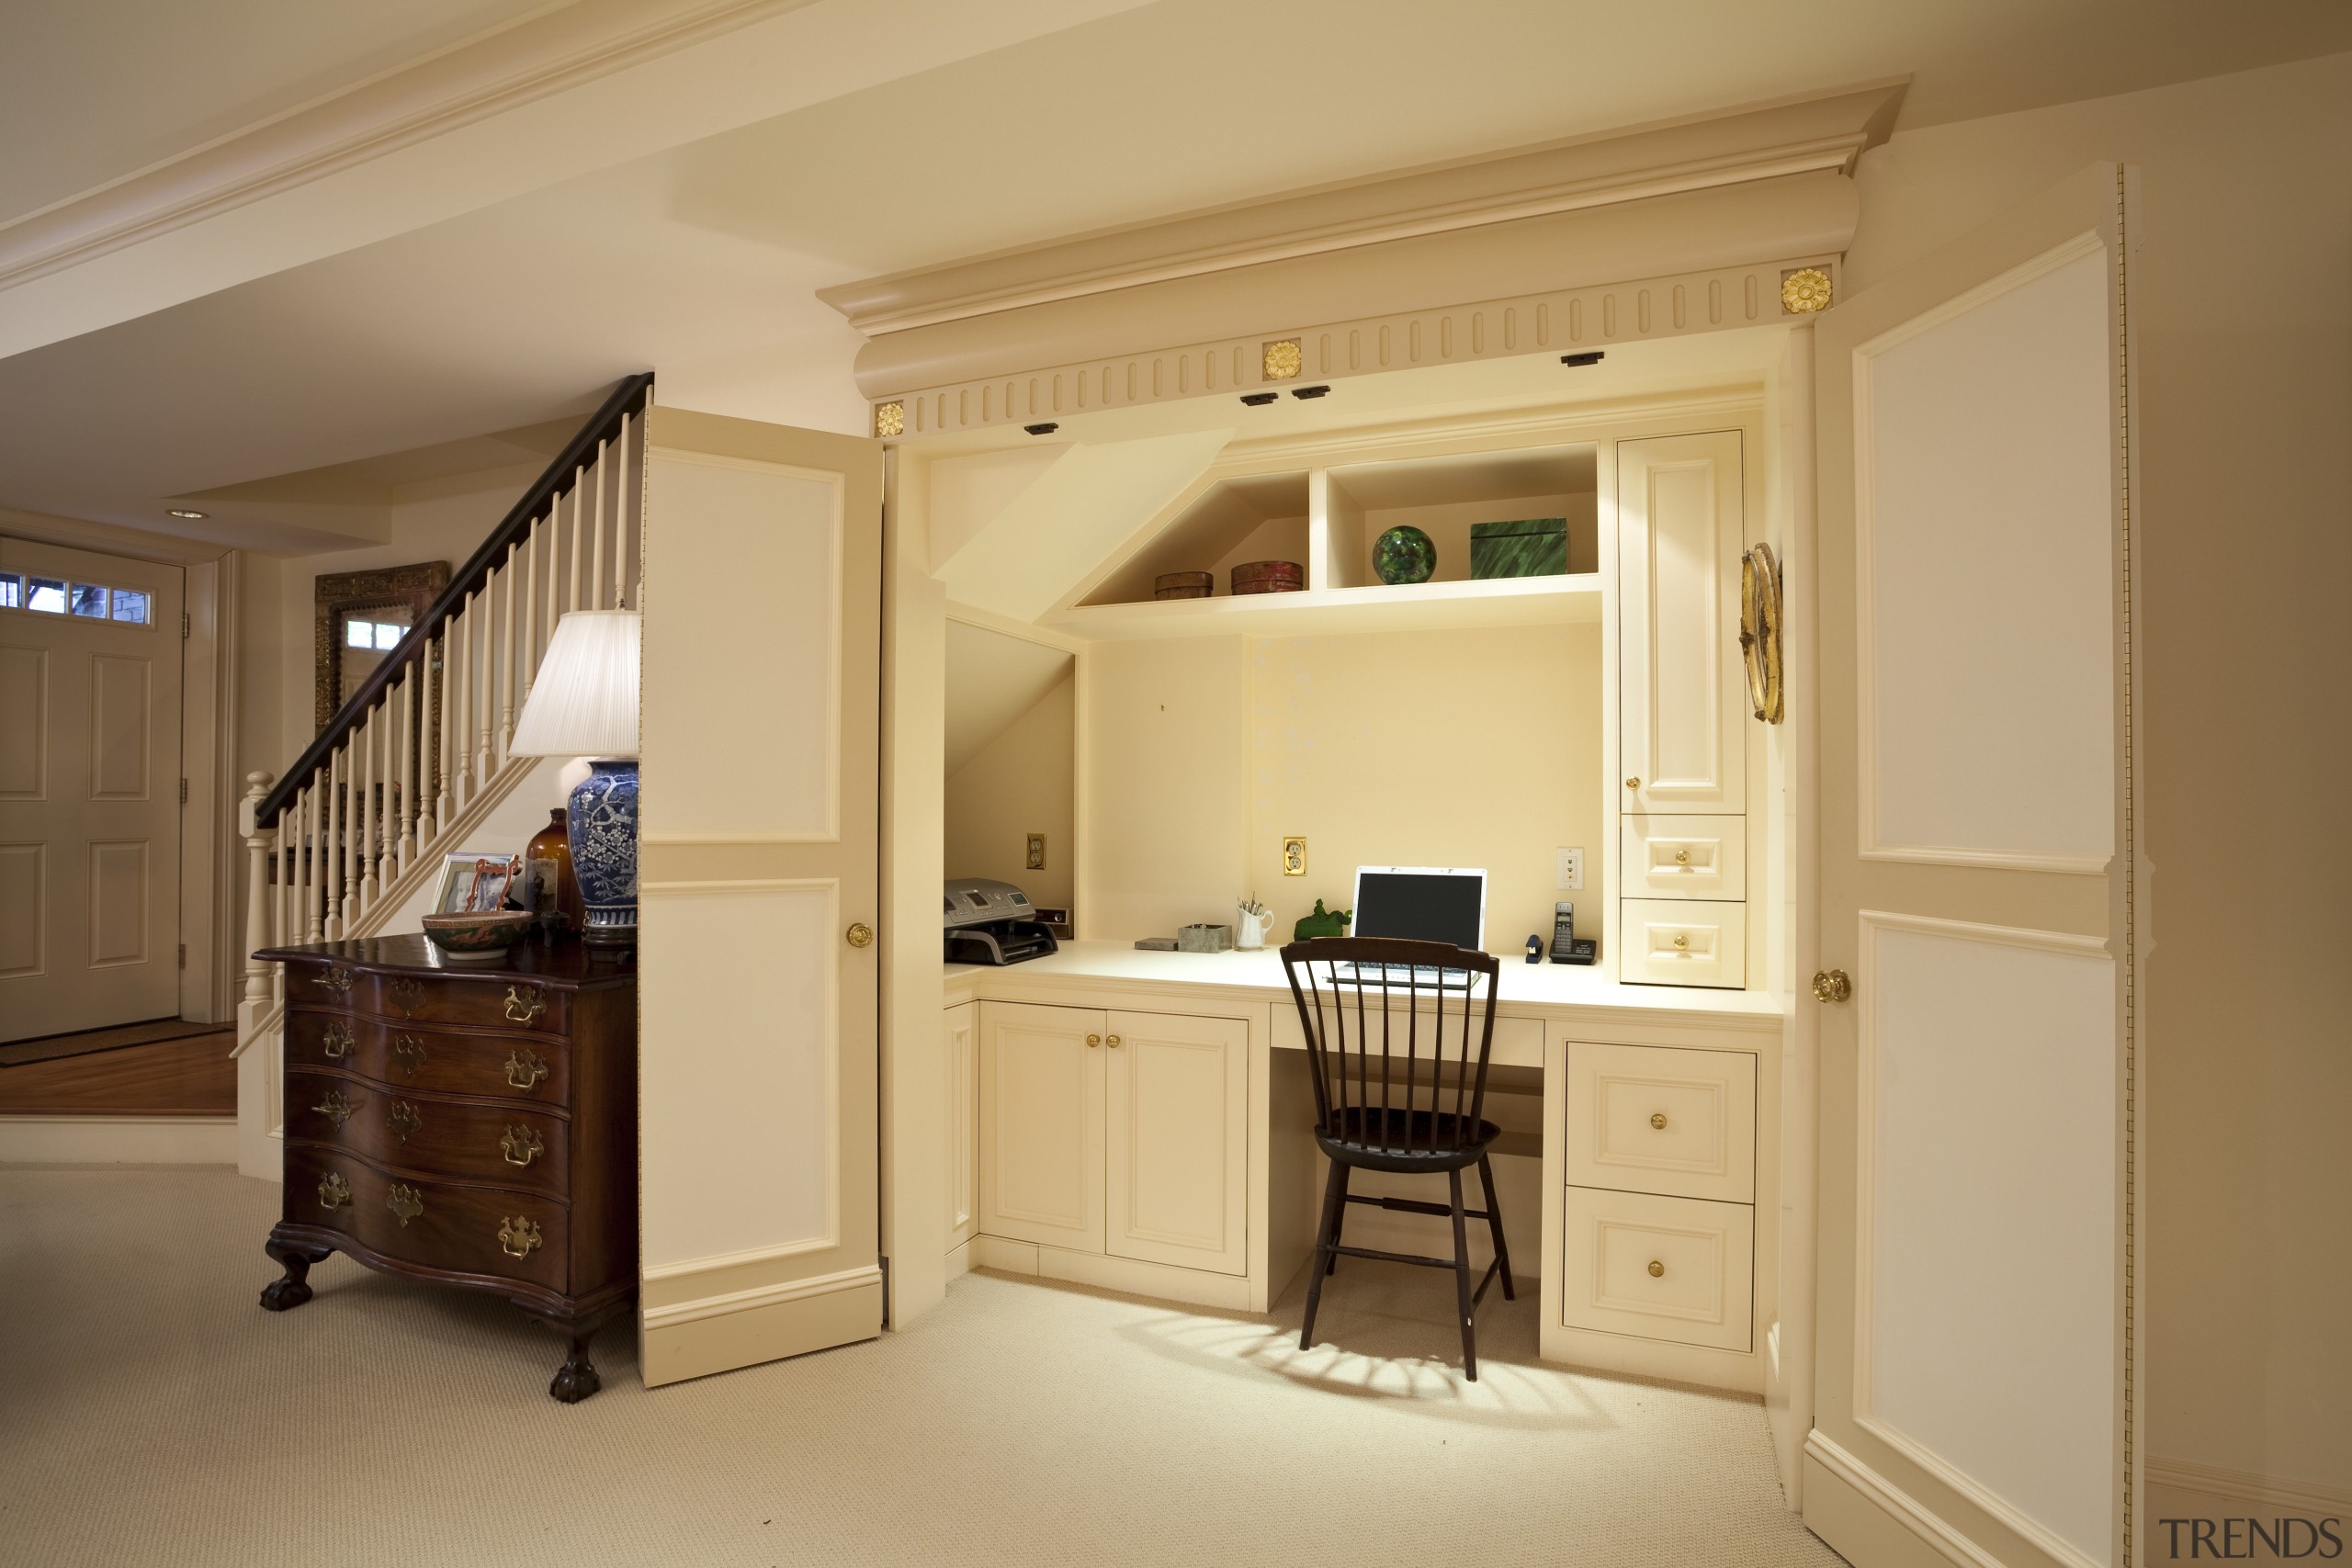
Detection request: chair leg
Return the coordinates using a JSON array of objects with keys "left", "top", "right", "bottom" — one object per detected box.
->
[
  {"left": 1479, "top": 1153, "right": 1516, "bottom": 1301},
  {"left": 1449, "top": 1168, "right": 1477, "bottom": 1381},
  {"left": 1325, "top": 1163, "right": 1351, "bottom": 1275},
  {"left": 1300, "top": 1157, "right": 1349, "bottom": 1352}
]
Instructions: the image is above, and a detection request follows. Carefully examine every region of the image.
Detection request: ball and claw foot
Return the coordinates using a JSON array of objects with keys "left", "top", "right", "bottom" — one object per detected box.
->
[
  {"left": 548, "top": 1337, "right": 601, "bottom": 1403},
  {"left": 259, "top": 1236, "right": 332, "bottom": 1312}
]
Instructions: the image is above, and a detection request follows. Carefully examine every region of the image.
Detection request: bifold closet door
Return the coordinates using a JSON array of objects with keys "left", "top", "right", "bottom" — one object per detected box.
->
[
  {"left": 638, "top": 407, "right": 884, "bottom": 1386},
  {"left": 1808, "top": 164, "right": 2138, "bottom": 1568}
]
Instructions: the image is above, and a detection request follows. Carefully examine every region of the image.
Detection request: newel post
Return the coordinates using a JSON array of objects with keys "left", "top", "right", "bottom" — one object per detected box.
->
[{"left": 241, "top": 772, "right": 274, "bottom": 1006}]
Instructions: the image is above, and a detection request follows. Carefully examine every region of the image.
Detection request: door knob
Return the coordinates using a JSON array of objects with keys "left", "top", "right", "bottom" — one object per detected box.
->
[
  {"left": 1624, "top": 777, "right": 1641, "bottom": 791},
  {"left": 1812, "top": 969, "right": 1852, "bottom": 1004},
  {"left": 846, "top": 922, "right": 874, "bottom": 949}
]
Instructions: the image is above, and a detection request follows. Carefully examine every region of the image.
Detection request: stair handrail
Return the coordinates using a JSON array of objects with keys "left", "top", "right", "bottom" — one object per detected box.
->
[{"left": 254, "top": 370, "right": 653, "bottom": 827}]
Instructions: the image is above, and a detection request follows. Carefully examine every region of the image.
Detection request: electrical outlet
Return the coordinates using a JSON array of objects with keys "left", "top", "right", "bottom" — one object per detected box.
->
[
  {"left": 1556, "top": 847, "right": 1584, "bottom": 891},
  {"left": 1025, "top": 834, "right": 1046, "bottom": 871}
]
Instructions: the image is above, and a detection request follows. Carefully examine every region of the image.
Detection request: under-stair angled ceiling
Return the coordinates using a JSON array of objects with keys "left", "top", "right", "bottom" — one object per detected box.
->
[{"left": 4, "top": 0, "right": 2348, "bottom": 552}]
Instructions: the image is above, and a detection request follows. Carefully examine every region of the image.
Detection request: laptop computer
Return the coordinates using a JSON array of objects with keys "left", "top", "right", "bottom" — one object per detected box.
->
[{"left": 1334, "top": 866, "right": 1488, "bottom": 988}]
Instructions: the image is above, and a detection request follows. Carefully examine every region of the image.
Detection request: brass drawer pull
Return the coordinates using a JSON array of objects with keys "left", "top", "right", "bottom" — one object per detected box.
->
[
  {"left": 314, "top": 1089, "right": 356, "bottom": 1130},
  {"left": 317, "top": 1171, "right": 352, "bottom": 1212},
  {"left": 1647, "top": 1259, "right": 1665, "bottom": 1279},
  {"left": 503, "top": 986, "right": 548, "bottom": 1025},
  {"left": 320, "top": 1021, "right": 356, "bottom": 1061},
  {"left": 1672, "top": 933, "right": 1690, "bottom": 950},
  {"left": 389, "top": 977, "right": 425, "bottom": 1017},
  {"left": 1674, "top": 849, "right": 1691, "bottom": 864},
  {"left": 504, "top": 1049, "right": 549, "bottom": 1091},
  {"left": 391, "top": 1034, "right": 426, "bottom": 1077},
  {"left": 501, "top": 1125, "right": 544, "bottom": 1168},
  {"left": 498, "top": 1217, "right": 542, "bottom": 1258},
  {"left": 1649, "top": 1111, "right": 1668, "bottom": 1131},
  {"left": 388, "top": 1100, "right": 421, "bottom": 1143},
  {"left": 316, "top": 967, "right": 353, "bottom": 999},
  {"left": 387, "top": 1184, "right": 423, "bottom": 1226}
]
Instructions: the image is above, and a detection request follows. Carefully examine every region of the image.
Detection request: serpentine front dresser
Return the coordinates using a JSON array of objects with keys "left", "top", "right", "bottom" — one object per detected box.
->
[{"left": 254, "top": 934, "right": 638, "bottom": 1401}]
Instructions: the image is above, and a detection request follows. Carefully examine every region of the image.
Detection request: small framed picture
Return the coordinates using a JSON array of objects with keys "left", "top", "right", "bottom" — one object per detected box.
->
[{"left": 435, "top": 852, "right": 521, "bottom": 915}]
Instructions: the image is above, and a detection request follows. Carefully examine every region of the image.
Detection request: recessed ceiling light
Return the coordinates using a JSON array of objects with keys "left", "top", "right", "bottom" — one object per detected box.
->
[{"left": 167, "top": 508, "right": 208, "bottom": 519}]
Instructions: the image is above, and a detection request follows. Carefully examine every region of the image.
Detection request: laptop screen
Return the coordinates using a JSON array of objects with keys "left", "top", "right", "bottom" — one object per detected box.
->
[{"left": 1351, "top": 867, "right": 1486, "bottom": 952}]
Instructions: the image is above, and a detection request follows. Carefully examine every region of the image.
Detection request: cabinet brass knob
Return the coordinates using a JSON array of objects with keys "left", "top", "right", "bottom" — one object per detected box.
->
[
  {"left": 1647, "top": 1259, "right": 1665, "bottom": 1278},
  {"left": 1086, "top": 1033, "right": 1102, "bottom": 1048},
  {"left": 1674, "top": 849, "right": 1690, "bottom": 864},
  {"left": 1625, "top": 777, "right": 1641, "bottom": 791},
  {"left": 1650, "top": 1112, "right": 1668, "bottom": 1131},
  {"left": 846, "top": 921, "right": 875, "bottom": 949},
  {"left": 1105, "top": 1034, "right": 1122, "bottom": 1049},
  {"left": 1812, "top": 969, "right": 1853, "bottom": 1004}
]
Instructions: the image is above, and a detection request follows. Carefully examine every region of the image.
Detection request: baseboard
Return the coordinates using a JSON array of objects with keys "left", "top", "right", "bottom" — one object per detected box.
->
[
  {"left": 945, "top": 1236, "right": 973, "bottom": 1280},
  {"left": 970, "top": 1234, "right": 1253, "bottom": 1311},
  {"left": 640, "top": 1261, "right": 883, "bottom": 1387},
  {"left": 0, "top": 1114, "right": 237, "bottom": 1166},
  {"left": 2145, "top": 1456, "right": 2351, "bottom": 1518},
  {"left": 1803, "top": 1430, "right": 1999, "bottom": 1568}
]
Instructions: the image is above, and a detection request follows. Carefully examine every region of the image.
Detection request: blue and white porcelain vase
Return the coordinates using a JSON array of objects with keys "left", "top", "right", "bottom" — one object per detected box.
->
[{"left": 565, "top": 758, "right": 639, "bottom": 945}]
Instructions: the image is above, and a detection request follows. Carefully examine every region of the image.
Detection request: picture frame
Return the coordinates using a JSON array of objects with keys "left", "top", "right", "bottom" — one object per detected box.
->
[{"left": 434, "top": 851, "right": 522, "bottom": 916}]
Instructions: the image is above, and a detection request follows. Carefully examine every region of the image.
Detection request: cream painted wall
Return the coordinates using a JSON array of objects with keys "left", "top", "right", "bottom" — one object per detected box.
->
[
  {"left": 944, "top": 671, "right": 1074, "bottom": 914},
  {"left": 1846, "top": 51, "right": 2352, "bottom": 1497},
  {"left": 1084, "top": 624, "right": 1602, "bottom": 950}
]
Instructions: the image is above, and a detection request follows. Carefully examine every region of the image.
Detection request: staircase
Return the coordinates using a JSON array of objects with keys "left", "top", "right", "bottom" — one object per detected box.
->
[{"left": 232, "top": 374, "right": 651, "bottom": 1179}]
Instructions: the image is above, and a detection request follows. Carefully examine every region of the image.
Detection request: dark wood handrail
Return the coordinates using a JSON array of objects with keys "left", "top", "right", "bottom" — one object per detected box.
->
[{"left": 257, "top": 372, "right": 653, "bottom": 826}]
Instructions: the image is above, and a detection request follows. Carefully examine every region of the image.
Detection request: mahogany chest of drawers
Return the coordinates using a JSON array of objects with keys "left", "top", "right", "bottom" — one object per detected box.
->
[{"left": 254, "top": 934, "right": 637, "bottom": 1401}]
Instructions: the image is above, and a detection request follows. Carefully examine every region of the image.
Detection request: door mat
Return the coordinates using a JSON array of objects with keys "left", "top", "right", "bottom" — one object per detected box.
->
[{"left": 0, "top": 1019, "right": 227, "bottom": 1068}]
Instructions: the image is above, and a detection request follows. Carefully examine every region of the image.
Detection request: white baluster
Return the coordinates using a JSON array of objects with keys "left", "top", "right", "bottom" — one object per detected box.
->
[
  {"left": 304, "top": 774, "right": 323, "bottom": 942},
  {"left": 328, "top": 747, "right": 348, "bottom": 937},
  {"left": 589, "top": 437, "right": 607, "bottom": 612},
  {"left": 356, "top": 706, "right": 376, "bottom": 908},
  {"left": 521, "top": 515, "right": 541, "bottom": 706},
  {"left": 451, "top": 596, "right": 472, "bottom": 802},
  {"left": 470, "top": 589, "right": 492, "bottom": 785},
  {"left": 500, "top": 543, "right": 518, "bottom": 759},
  {"left": 240, "top": 773, "right": 274, "bottom": 1007},
  {"left": 375, "top": 699, "right": 395, "bottom": 893},
  {"left": 433, "top": 631, "right": 452, "bottom": 834},
  {"left": 567, "top": 469, "right": 585, "bottom": 613},
  {"left": 398, "top": 667, "right": 416, "bottom": 871}
]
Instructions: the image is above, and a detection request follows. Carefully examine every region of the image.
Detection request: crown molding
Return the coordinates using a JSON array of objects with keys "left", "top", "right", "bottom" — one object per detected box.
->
[
  {"left": 820, "top": 79, "right": 1905, "bottom": 338},
  {"left": 0, "top": 0, "right": 820, "bottom": 293}
]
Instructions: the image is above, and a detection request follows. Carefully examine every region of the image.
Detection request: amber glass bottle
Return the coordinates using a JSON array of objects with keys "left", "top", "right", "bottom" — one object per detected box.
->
[{"left": 525, "top": 807, "right": 584, "bottom": 938}]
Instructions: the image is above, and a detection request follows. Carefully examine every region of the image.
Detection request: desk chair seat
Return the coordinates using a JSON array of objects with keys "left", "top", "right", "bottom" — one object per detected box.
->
[{"left": 1281, "top": 937, "right": 1515, "bottom": 1380}]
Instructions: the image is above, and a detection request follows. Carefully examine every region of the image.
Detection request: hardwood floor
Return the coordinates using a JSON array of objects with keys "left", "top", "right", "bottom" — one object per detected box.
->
[{"left": 0, "top": 1032, "right": 237, "bottom": 1115}]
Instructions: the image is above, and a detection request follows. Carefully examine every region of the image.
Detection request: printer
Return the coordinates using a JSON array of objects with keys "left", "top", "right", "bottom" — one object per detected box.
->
[{"left": 942, "top": 877, "right": 1059, "bottom": 965}]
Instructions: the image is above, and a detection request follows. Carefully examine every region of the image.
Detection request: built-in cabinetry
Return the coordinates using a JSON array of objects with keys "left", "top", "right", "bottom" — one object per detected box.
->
[
  {"left": 1614, "top": 431, "right": 1749, "bottom": 988},
  {"left": 944, "top": 1001, "right": 978, "bottom": 1257}
]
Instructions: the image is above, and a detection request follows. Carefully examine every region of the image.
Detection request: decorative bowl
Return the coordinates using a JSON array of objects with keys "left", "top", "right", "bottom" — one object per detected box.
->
[
  {"left": 1373, "top": 525, "right": 1437, "bottom": 585},
  {"left": 422, "top": 909, "right": 533, "bottom": 962}
]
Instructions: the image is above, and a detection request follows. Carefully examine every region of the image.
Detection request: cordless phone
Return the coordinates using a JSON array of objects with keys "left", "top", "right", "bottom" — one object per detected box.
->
[{"left": 1550, "top": 901, "right": 1598, "bottom": 965}]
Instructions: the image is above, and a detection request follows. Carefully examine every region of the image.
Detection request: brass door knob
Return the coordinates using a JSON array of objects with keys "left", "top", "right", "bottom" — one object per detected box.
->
[
  {"left": 846, "top": 921, "right": 875, "bottom": 949},
  {"left": 1625, "top": 777, "right": 1641, "bottom": 790},
  {"left": 1086, "top": 1033, "right": 1102, "bottom": 1048},
  {"left": 1647, "top": 1259, "right": 1665, "bottom": 1278},
  {"left": 1650, "top": 1112, "right": 1668, "bottom": 1130},
  {"left": 1812, "top": 969, "right": 1853, "bottom": 1004},
  {"left": 1105, "top": 1034, "right": 1122, "bottom": 1049}
]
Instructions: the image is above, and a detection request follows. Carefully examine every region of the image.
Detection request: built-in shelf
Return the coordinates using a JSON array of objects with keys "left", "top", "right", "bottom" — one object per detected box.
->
[{"left": 1044, "top": 570, "right": 1601, "bottom": 640}]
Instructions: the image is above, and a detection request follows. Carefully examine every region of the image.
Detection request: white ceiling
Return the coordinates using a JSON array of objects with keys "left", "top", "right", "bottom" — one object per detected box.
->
[{"left": 6, "top": 0, "right": 2348, "bottom": 554}]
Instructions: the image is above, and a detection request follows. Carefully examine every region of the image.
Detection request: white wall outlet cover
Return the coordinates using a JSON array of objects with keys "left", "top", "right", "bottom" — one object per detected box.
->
[{"left": 1556, "top": 847, "right": 1584, "bottom": 890}]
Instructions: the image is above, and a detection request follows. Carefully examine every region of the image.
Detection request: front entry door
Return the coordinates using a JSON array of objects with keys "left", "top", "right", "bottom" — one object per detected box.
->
[
  {"left": 636, "top": 407, "right": 884, "bottom": 1386},
  {"left": 1807, "top": 164, "right": 2139, "bottom": 1567},
  {"left": 0, "top": 537, "right": 185, "bottom": 1042}
]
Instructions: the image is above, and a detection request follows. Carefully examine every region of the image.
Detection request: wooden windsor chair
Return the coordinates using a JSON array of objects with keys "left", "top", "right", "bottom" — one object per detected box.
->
[{"left": 1279, "top": 936, "right": 1514, "bottom": 1379}]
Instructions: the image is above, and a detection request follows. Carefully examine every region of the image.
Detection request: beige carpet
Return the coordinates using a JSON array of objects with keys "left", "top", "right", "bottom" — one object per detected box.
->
[{"left": 0, "top": 1167, "right": 1845, "bottom": 1568}]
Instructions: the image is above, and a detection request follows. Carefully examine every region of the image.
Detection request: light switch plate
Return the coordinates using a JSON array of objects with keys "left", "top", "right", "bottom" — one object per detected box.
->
[{"left": 1556, "top": 847, "right": 1584, "bottom": 891}]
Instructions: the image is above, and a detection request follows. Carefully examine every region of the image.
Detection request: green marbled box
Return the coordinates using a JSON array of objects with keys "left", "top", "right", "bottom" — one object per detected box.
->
[{"left": 1469, "top": 517, "right": 1569, "bottom": 579}]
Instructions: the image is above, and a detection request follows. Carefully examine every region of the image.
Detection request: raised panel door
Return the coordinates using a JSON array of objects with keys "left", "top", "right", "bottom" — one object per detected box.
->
[
  {"left": 1103, "top": 1010, "right": 1247, "bottom": 1276},
  {"left": 977, "top": 1001, "right": 1102, "bottom": 1254},
  {"left": 945, "top": 1001, "right": 977, "bottom": 1250},
  {"left": 1617, "top": 432, "right": 1745, "bottom": 816}
]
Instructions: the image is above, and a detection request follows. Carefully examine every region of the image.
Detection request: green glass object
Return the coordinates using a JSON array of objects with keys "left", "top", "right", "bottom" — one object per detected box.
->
[
  {"left": 1469, "top": 517, "right": 1568, "bottom": 578},
  {"left": 1372, "top": 525, "right": 1436, "bottom": 585},
  {"left": 1293, "top": 899, "right": 1351, "bottom": 941}
]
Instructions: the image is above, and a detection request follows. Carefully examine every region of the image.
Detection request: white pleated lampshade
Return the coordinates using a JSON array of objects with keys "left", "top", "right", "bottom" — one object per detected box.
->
[{"left": 510, "top": 609, "right": 640, "bottom": 759}]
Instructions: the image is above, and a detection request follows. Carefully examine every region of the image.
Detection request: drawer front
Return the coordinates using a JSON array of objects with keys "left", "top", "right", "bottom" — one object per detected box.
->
[
  {"left": 1563, "top": 1042, "right": 1755, "bottom": 1202},
  {"left": 286, "top": 1070, "right": 569, "bottom": 1198},
  {"left": 1620, "top": 898, "right": 1747, "bottom": 989},
  {"left": 285, "top": 1010, "right": 571, "bottom": 1105},
  {"left": 1621, "top": 816, "right": 1747, "bottom": 901},
  {"left": 283, "top": 961, "right": 570, "bottom": 1036},
  {"left": 1273, "top": 1004, "right": 1543, "bottom": 1070},
  {"left": 1560, "top": 1188, "right": 1754, "bottom": 1351},
  {"left": 285, "top": 1145, "right": 568, "bottom": 1293}
]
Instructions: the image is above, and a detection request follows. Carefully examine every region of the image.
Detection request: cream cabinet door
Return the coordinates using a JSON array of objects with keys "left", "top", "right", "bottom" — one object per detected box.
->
[
  {"left": 1618, "top": 431, "right": 1745, "bottom": 816},
  {"left": 1103, "top": 1010, "right": 1249, "bottom": 1276},
  {"left": 945, "top": 1001, "right": 978, "bottom": 1251},
  {"left": 978, "top": 1001, "right": 1104, "bottom": 1254}
]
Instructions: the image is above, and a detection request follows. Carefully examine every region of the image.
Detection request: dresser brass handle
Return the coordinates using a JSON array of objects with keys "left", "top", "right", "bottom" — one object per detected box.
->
[
  {"left": 1085, "top": 1033, "right": 1101, "bottom": 1048},
  {"left": 846, "top": 922, "right": 875, "bottom": 949},
  {"left": 504, "top": 1049, "right": 549, "bottom": 1091},
  {"left": 503, "top": 986, "right": 548, "bottom": 1025},
  {"left": 389, "top": 977, "right": 425, "bottom": 1017},
  {"left": 1647, "top": 1259, "right": 1665, "bottom": 1279},
  {"left": 320, "top": 1021, "right": 356, "bottom": 1061},
  {"left": 315, "top": 1089, "right": 356, "bottom": 1130},
  {"left": 387, "top": 1100, "right": 421, "bottom": 1142},
  {"left": 391, "top": 1035, "right": 426, "bottom": 1077},
  {"left": 500, "top": 1125, "right": 544, "bottom": 1168},
  {"left": 1674, "top": 849, "right": 1690, "bottom": 864},
  {"left": 387, "top": 1184, "right": 423, "bottom": 1226},
  {"left": 316, "top": 967, "right": 354, "bottom": 998},
  {"left": 317, "top": 1171, "right": 352, "bottom": 1212},
  {"left": 1650, "top": 1112, "right": 1668, "bottom": 1131},
  {"left": 498, "top": 1217, "right": 542, "bottom": 1258},
  {"left": 1105, "top": 1034, "right": 1122, "bottom": 1049},
  {"left": 1812, "top": 969, "right": 1852, "bottom": 1004}
]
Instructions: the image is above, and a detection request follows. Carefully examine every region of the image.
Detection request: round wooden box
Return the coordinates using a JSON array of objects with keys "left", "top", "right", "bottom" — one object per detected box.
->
[
  {"left": 1154, "top": 571, "right": 1215, "bottom": 600},
  {"left": 1230, "top": 560, "right": 1304, "bottom": 595}
]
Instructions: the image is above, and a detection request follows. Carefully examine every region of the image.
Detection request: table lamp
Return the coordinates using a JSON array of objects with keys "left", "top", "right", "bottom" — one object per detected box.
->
[{"left": 509, "top": 609, "right": 639, "bottom": 948}]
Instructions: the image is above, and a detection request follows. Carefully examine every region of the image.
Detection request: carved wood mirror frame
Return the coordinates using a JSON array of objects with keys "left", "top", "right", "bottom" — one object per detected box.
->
[{"left": 313, "top": 561, "right": 449, "bottom": 731}]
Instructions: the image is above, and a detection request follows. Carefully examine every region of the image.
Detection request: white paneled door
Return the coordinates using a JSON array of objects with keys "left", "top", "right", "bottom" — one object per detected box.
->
[
  {"left": 1808, "top": 165, "right": 2137, "bottom": 1568},
  {"left": 0, "top": 538, "right": 184, "bottom": 1042}
]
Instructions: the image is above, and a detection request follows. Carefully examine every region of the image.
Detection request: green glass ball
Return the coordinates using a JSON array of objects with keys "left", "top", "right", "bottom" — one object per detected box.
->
[{"left": 1373, "top": 525, "right": 1436, "bottom": 585}]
